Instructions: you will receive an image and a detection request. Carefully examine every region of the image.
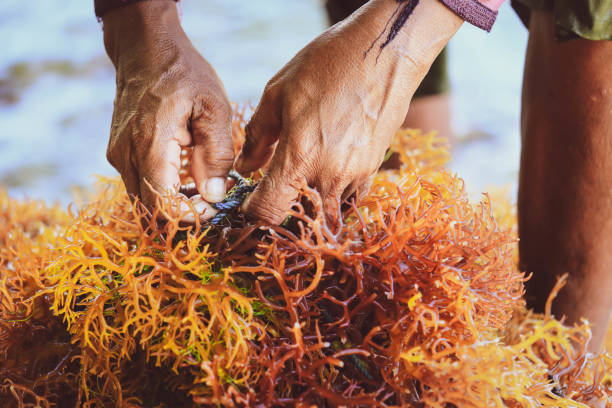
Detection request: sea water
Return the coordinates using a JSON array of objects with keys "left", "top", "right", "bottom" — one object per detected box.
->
[{"left": 0, "top": 0, "right": 526, "bottom": 204}]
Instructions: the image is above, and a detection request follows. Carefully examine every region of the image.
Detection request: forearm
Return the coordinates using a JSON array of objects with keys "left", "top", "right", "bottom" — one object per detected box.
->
[
  {"left": 102, "top": 1, "right": 184, "bottom": 71},
  {"left": 371, "top": 0, "right": 463, "bottom": 67},
  {"left": 338, "top": 0, "right": 462, "bottom": 96},
  {"left": 95, "top": 0, "right": 178, "bottom": 19}
]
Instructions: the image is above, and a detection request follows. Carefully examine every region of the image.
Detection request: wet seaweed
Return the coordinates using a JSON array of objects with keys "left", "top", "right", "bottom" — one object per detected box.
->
[{"left": 0, "top": 114, "right": 610, "bottom": 407}]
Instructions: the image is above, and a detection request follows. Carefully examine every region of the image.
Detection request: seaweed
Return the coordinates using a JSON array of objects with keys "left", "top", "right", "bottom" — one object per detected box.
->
[{"left": 0, "top": 114, "right": 610, "bottom": 407}]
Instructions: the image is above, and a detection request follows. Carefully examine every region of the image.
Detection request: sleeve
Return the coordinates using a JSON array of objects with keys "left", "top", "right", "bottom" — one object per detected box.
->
[
  {"left": 94, "top": 0, "right": 178, "bottom": 19},
  {"left": 439, "top": 0, "right": 505, "bottom": 31}
]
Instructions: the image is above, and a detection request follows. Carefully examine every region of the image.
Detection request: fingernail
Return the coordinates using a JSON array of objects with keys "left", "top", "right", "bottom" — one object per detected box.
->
[{"left": 201, "top": 177, "right": 226, "bottom": 203}]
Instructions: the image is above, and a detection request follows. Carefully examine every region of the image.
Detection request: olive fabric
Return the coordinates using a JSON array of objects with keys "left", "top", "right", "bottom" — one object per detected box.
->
[
  {"left": 511, "top": 0, "right": 612, "bottom": 41},
  {"left": 325, "top": 0, "right": 450, "bottom": 97}
]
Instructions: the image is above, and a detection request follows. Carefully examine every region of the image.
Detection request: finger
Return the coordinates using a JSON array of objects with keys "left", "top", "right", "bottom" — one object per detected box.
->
[
  {"left": 322, "top": 190, "right": 343, "bottom": 225},
  {"left": 343, "top": 174, "right": 375, "bottom": 203},
  {"left": 316, "top": 177, "right": 348, "bottom": 222},
  {"left": 138, "top": 128, "right": 184, "bottom": 209},
  {"left": 243, "top": 163, "right": 304, "bottom": 225},
  {"left": 234, "top": 89, "right": 282, "bottom": 175},
  {"left": 190, "top": 97, "right": 234, "bottom": 203},
  {"left": 179, "top": 195, "right": 218, "bottom": 223},
  {"left": 120, "top": 159, "right": 141, "bottom": 200},
  {"left": 142, "top": 178, "right": 218, "bottom": 223},
  {"left": 107, "top": 131, "right": 140, "bottom": 200}
]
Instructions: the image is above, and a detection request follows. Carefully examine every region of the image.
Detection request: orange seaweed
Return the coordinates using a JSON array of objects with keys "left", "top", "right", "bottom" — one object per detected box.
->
[{"left": 0, "top": 116, "right": 610, "bottom": 407}]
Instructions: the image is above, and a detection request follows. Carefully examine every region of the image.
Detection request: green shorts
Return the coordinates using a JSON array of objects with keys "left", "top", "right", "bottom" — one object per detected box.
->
[
  {"left": 511, "top": 0, "right": 612, "bottom": 41},
  {"left": 325, "top": 0, "right": 450, "bottom": 98},
  {"left": 326, "top": 0, "right": 611, "bottom": 98}
]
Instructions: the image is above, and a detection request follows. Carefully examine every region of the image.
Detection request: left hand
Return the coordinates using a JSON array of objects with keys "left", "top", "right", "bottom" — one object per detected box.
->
[{"left": 234, "top": 0, "right": 462, "bottom": 224}]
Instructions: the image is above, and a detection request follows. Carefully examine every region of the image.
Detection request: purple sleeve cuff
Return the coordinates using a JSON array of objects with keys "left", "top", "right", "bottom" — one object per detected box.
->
[
  {"left": 440, "top": 0, "right": 499, "bottom": 32},
  {"left": 94, "top": 0, "right": 177, "bottom": 18}
]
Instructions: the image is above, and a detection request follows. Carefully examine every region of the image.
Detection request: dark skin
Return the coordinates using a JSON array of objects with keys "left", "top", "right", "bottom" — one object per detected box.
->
[
  {"left": 518, "top": 11, "right": 612, "bottom": 350},
  {"left": 101, "top": 1, "right": 611, "bottom": 350},
  {"left": 102, "top": 0, "right": 461, "bottom": 224},
  {"left": 103, "top": 1, "right": 233, "bottom": 222},
  {"left": 235, "top": 0, "right": 462, "bottom": 223}
]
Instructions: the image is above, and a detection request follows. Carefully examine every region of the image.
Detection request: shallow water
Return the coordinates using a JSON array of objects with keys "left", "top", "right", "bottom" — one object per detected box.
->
[{"left": 0, "top": 0, "right": 527, "bottom": 205}]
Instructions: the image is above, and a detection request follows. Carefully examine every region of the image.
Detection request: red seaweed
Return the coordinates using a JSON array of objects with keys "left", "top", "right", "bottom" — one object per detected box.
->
[{"left": 0, "top": 112, "right": 610, "bottom": 407}]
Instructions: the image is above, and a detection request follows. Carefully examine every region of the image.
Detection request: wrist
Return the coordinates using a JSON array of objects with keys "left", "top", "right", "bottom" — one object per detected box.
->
[
  {"left": 102, "top": 1, "right": 184, "bottom": 68},
  {"left": 95, "top": 0, "right": 177, "bottom": 19},
  {"left": 355, "top": 0, "right": 461, "bottom": 77},
  {"left": 395, "top": 0, "right": 463, "bottom": 61}
]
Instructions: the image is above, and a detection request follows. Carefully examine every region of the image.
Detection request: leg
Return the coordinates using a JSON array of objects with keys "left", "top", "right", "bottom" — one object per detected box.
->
[{"left": 518, "top": 10, "right": 612, "bottom": 350}]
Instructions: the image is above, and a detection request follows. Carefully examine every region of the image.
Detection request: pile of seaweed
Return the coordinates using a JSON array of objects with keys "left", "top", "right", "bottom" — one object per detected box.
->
[{"left": 1, "top": 113, "right": 610, "bottom": 407}]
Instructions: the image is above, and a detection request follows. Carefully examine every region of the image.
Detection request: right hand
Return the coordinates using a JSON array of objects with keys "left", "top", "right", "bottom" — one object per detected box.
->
[{"left": 102, "top": 1, "right": 233, "bottom": 222}]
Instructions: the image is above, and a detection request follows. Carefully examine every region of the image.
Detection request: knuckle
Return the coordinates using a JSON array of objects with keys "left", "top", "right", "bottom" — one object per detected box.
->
[
  {"left": 247, "top": 174, "right": 296, "bottom": 223},
  {"left": 192, "top": 98, "right": 233, "bottom": 141},
  {"left": 210, "top": 151, "right": 234, "bottom": 171},
  {"left": 262, "top": 78, "right": 281, "bottom": 98},
  {"left": 246, "top": 106, "right": 267, "bottom": 131},
  {"left": 247, "top": 110, "right": 267, "bottom": 133},
  {"left": 199, "top": 94, "right": 231, "bottom": 119},
  {"left": 259, "top": 81, "right": 284, "bottom": 109},
  {"left": 106, "top": 146, "right": 119, "bottom": 170},
  {"left": 195, "top": 140, "right": 234, "bottom": 175},
  {"left": 243, "top": 117, "right": 264, "bottom": 148},
  {"left": 106, "top": 131, "right": 126, "bottom": 171},
  {"left": 244, "top": 120, "right": 256, "bottom": 140},
  {"left": 220, "top": 144, "right": 236, "bottom": 161},
  {"left": 248, "top": 194, "right": 284, "bottom": 224},
  {"left": 287, "top": 147, "right": 311, "bottom": 175}
]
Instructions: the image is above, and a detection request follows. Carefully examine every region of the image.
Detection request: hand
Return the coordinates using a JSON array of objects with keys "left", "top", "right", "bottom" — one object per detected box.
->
[
  {"left": 235, "top": 0, "right": 462, "bottom": 224},
  {"left": 103, "top": 1, "right": 233, "bottom": 222}
]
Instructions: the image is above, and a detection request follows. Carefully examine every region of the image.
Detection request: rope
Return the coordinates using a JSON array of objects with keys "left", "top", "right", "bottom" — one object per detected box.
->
[{"left": 210, "top": 170, "right": 256, "bottom": 225}]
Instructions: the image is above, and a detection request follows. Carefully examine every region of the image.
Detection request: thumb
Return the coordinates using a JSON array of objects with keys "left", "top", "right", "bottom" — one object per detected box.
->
[
  {"left": 234, "top": 90, "right": 282, "bottom": 175},
  {"left": 190, "top": 99, "right": 234, "bottom": 203},
  {"left": 243, "top": 160, "right": 304, "bottom": 225}
]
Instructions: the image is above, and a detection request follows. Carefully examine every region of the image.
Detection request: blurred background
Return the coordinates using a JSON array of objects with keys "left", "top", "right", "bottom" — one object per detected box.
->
[{"left": 0, "top": 0, "right": 527, "bottom": 205}]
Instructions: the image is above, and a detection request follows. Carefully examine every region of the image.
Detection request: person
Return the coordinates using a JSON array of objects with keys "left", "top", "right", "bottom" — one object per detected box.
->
[{"left": 96, "top": 0, "right": 612, "bottom": 351}]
